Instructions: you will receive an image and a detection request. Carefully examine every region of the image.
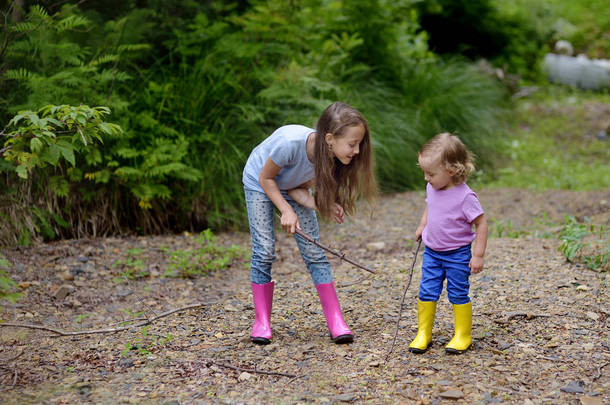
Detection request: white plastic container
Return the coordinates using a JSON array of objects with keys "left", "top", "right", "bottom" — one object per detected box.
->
[{"left": 543, "top": 53, "right": 610, "bottom": 90}]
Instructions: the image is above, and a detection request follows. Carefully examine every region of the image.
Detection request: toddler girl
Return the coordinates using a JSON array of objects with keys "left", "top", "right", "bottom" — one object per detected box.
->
[{"left": 409, "top": 133, "right": 488, "bottom": 354}]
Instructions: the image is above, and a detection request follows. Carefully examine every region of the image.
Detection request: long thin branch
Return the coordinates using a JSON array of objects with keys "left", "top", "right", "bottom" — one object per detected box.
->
[
  {"left": 385, "top": 240, "right": 421, "bottom": 361},
  {"left": 295, "top": 228, "right": 376, "bottom": 274},
  {"left": 0, "top": 301, "right": 217, "bottom": 336}
]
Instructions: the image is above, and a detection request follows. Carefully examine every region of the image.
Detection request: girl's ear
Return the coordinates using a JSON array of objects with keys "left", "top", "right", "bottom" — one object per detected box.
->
[{"left": 324, "top": 132, "right": 334, "bottom": 147}]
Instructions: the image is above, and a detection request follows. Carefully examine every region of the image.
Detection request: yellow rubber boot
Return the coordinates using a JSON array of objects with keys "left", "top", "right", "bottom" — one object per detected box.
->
[
  {"left": 408, "top": 299, "right": 437, "bottom": 353},
  {"left": 445, "top": 301, "right": 472, "bottom": 354}
]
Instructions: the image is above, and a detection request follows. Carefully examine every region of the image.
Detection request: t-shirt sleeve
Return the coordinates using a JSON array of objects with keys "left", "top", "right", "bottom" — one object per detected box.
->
[
  {"left": 268, "top": 137, "right": 297, "bottom": 168},
  {"left": 462, "top": 192, "right": 484, "bottom": 223}
]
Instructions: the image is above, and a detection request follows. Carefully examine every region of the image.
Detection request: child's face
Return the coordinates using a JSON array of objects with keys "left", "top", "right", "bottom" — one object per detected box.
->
[
  {"left": 326, "top": 124, "right": 365, "bottom": 165},
  {"left": 418, "top": 154, "right": 455, "bottom": 190}
]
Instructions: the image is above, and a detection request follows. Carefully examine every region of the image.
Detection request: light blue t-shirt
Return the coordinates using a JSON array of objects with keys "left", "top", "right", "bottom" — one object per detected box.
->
[{"left": 242, "top": 125, "right": 315, "bottom": 193}]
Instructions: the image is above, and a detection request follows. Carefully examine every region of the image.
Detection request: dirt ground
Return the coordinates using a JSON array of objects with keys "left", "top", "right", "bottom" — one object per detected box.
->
[{"left": 0, "top": 188, "right": 608, "bottom": 404}]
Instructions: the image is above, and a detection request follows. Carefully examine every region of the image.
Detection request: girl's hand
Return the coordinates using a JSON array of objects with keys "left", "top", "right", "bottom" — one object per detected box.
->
[
  {"left": 469, "top": 255, "right": 484, "bottom": 274},
  {"left": 281, "top": 209, "right": 300, "bottom": 234},
  {"left": 333, "top": 203, "right": 345, "bottom": 224}
]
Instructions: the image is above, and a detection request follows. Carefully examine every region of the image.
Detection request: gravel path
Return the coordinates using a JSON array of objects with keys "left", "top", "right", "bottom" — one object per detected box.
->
[{"left": 0, "top": 188, "right": 608, "bottom": 404}]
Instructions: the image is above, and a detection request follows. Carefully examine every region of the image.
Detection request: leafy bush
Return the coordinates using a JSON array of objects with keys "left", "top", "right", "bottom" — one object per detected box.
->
[
  {"left": 0, "top": 254, "right": 21, "bottom": 306},
  {"left": 558, "top": 216, "right": 608, "bottom": 272},
  {"left": 416, "top": 0, "right": 550, "bottom": 79},
  {"left": 0, "top": 104, "right": 122, "bottom": 245},
  {"left": 1, "top": 0, "right": 508, "bottom": 244}
]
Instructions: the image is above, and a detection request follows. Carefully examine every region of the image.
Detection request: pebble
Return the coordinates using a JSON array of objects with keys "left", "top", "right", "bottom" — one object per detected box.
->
[{"left": 439, "top": 390, "right": 464, "bottom": 399}]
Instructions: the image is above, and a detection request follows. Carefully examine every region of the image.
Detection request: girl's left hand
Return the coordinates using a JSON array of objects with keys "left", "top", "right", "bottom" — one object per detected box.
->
[
  {"left": 333, "top": 203, "right": 345, "bottom": 224},
  {"left": 469, "top": 256, "right": 484, "bottom": 274}
]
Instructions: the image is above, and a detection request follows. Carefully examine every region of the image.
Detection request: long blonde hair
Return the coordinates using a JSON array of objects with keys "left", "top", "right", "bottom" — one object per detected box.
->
[{"left": 313, "top": 102, "right": 378, "bottom": 219}]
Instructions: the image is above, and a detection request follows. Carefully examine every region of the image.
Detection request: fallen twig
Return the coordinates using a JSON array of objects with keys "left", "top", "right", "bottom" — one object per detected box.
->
[
  {"left": 205, "top": 359, "right": 298, "bottom": 378},
  {"left": 336, "top": 274, "right": 374, "bottom": 288},
  {"left": 494, "top": 312, "right": 551, "bottom": 324},
  {"left": 0, "top": 301, "right": 217, "bottom": 337},
  {"left": 385, "top": 240, "right": 421, "bottom": 361}
]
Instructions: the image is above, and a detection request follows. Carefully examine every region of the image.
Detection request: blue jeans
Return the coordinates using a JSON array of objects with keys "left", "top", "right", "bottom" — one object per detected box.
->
[
  {"left": 418, "top": 244, "right": 472, "bottom": 305},
  {"left": 245, "top": 189, "right": 333, "bottom": 285}
]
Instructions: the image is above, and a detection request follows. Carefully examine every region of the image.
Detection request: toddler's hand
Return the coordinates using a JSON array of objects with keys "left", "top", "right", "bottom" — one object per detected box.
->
[{"left": 470, "top": 256, "right": 484, "bottom": 274}]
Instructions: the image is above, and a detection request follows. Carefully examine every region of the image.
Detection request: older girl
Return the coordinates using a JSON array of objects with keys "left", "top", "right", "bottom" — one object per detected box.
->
[{"left": 242, "top": 102, "right": 377, "bottom": 345}]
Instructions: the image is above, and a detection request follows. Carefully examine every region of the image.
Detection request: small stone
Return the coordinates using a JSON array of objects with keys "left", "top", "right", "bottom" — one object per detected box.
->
[
  {"left": 580, "top": 395, "right": 603, "bottom": 405},
  {"left": 71, "top": 265, "right": 85, "bottom": 276},
  {"left": 496, "top": 341, "right": 513, "bottom": 351},
  {"left": 366, "top": 242, "right": 386, "bottom": 251},
  {"left": 77, "top": 256, "right": 89, "bottom": 263},
  {"left": 52, "top": 284, "right": 75, "bottom": 300},
  {"left": 439, "top": 390, "right": 464, "bottom": 399},
  {"left": 116, "top": 289, "right": 133, "bottom": 297},
  {"left": 334, "top": 393, "right": 357, "bottom": 402},
  {"left": 368, "top": 361, "right": 380, "bottom": 367},
  {"left": 586, "top": 312, "right": 599, "bottom": 321},
  {"left": 560, "top": 381, "right": 585, "bottom": 393},
  {"left": 238, "top": 371, "right": 252, "bottom": 381},
  {"left": 61, "top": 272, "right": 75, "bottom": 281},
  {"left": 224, "top": 303, "right": 239, "bottom": 312},
  {"left": 436, "top": 380, "right": 452, "bottom": 386},
  {"left": 119, "top": 358, "right": 134, "bottom": 368}
]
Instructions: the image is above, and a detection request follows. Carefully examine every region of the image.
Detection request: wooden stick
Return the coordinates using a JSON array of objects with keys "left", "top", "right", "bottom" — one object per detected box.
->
[
  {"left": 205, "top": 359, "right": 298, "bottom": 378},
  {"left": 385, "top": 240, "right": 421, "bottom": 361},
  {"left": 294, "top": 228, "right": 376, "bottom": 274},
  {"left": 0, "top": 301, "right": 217, "bottom": 337}
]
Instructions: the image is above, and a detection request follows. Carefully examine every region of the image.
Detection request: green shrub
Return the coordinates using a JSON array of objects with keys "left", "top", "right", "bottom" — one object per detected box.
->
[
  {"left": 416, "top": 0, "right": 550, "bottom": 79},
  {"left": 558, "top": 216, "right": 608, "bottom": 272},
  {"left": 0, "top": 254, "right": 21, "bottom": 307},
  {"left": 164, "top": 230, "right": 249, "bottom": 278},
  {"left": 1, "top": 1, "right": 509, "bottom": 243}
]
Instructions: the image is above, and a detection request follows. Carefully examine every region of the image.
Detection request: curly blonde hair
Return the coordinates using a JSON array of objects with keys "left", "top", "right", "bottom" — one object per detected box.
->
[{"left": 418, "top": 133, "right": 475, "bottom": 184}]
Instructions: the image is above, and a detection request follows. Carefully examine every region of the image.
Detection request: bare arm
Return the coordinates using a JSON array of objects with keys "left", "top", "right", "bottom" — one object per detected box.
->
[
  {"left": 469, "top": 213, "right": 488, "bottom": 274},
  {"left": 415, "top": 206, "right": 428, "bottom": 241},
  {"left": 259, "top": 158, "right": 299, "bottom": 234},
  {"left": 287, "top": 187, "right": 316, "bottom": 210}
]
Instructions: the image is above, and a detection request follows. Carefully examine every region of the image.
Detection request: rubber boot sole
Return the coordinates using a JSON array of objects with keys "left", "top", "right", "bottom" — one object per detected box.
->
[
  {"left": 408, "top": 345, "right": 429, "bottom": 354},
  {"left": 332, "top": 334, "right": 353, "bottom": 344},
  {"left": 251, "top": 337, "right": 270, "bottom": 345},
  {"left": 445, "top": 344, "right": 470, "bottom": 354}
]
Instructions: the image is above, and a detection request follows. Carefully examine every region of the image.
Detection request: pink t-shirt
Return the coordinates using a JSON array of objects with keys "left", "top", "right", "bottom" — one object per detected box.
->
[{"left": 422, "top": 182, "right": 484, "bottom": 251}]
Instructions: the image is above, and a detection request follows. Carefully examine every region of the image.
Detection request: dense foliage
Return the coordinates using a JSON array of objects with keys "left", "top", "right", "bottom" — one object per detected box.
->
[{"left": 2, "top": 0, "right": 605, "bottom": 245}]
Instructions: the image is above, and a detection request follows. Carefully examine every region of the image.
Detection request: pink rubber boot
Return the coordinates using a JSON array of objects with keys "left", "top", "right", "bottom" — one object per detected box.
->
[
  {"left": 316, "top": 281, "right": 354, "bottom": 344},
  {"left": 250, "top": 281, "right": 274, "bottom": 345}
]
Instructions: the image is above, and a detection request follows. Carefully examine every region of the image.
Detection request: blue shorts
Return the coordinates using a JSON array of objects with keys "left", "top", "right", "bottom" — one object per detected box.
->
[{"left": 418, "top": 244, "right": 471, "bottom": 305}]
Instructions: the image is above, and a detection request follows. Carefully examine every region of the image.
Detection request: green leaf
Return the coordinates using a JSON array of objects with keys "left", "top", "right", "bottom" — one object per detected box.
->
[
  {"left": 16, "top": 164, "right": 28, "bottom": 179},
  {"left": 56, "top": 140, "right": 76, "bottom": 166},
  {"left": 30, "top": 138, "right": 43, "bottom": 153},
  {"left": 42, "top": 144, "right": 61, "bottom": 166}
]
